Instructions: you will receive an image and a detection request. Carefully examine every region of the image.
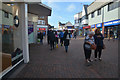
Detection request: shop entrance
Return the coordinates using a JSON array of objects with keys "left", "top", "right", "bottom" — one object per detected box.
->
[{"left": 104, "top": 26, "right": 118, "bottom": 38}]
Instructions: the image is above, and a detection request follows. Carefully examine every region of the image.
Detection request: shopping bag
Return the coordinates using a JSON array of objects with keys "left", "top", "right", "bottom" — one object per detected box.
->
[{"left": 56, "top": 44, "right": 58, "bottom": 48}]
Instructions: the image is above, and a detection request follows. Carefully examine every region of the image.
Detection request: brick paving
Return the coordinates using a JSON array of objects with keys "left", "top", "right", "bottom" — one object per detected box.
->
[{"left": 13, "top": 38, "right": 118, "bottom": 78}]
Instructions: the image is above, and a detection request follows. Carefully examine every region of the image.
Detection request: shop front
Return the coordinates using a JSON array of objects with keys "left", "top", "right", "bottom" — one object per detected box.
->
[
  {"left": 0, "top": 1, "right": 51, "bottom": 78},
  {"left": 83, "top": 25, "right": 91, "bottom": 36},
  {"left": 104, "top": 19, "right": 120, "bottom": 38},
  {"left": 96, "top": 23, "right": 103, "bottom": 33},
  {"left": 37, "top": 25, "right": 48, "bottom": 35},
  {"left": 91, "top": 24, "right": 96, "bottom": 32}
]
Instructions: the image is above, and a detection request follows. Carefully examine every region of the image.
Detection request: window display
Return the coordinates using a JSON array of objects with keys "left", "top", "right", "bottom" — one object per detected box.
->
[{"left": 1, "top": 3, "right": 23, "bottom": 75}]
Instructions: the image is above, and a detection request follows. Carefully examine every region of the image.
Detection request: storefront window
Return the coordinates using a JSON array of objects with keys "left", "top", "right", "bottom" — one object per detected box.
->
[{"left": 1, "top": 3, "right": 23, "bottom": 74}]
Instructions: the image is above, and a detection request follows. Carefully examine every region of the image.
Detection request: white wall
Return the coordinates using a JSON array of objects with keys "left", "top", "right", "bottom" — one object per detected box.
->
[
  {"left": 81, "top": 6, "right": 88, "bottom": 25},
  {"left": 88, "top": 3, "right": 120, "bottom": 26},
  {"left": 104, "top": 5, "right": 119, "bottom": 22},
  {"left": 88, "top": 8, "right": 103, "bottom": 25}
]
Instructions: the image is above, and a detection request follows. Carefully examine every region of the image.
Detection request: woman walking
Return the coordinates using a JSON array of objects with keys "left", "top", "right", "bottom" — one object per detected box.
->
[
  {"left": 63, "top": 30, "right": 71, "bottom": 53},
  {"left": 83, "top": 31, "right": 96, "bottom": 65},
  {"left": 94, "top": 29, "right": 104, "bottom": 61}
]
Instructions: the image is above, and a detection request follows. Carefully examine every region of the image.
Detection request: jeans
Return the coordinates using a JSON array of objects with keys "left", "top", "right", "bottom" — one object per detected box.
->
[
  {"left": 50, "top": 41, "right": 54, "bottom": 49},
  {"left": 95, "top": 46, "right": 102, "bottom": 58},
  {"left": 65, "top": 46, "right": 68, "bottom": 52},
  {"left": 40, "top": 39, "right": 43, "bottom": 43}
]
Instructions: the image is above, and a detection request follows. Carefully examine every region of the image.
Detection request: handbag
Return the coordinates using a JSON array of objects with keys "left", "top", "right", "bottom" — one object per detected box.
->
[{"left": 91, "top": 44, "right": 96, "bottom": 50}]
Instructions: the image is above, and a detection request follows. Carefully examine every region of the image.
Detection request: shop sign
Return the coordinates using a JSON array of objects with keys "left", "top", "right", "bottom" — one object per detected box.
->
[
  {"left": 39, "top": 28, "right": 46, "bottom": 31},
  {"left": 79, "top": 27, "right": 83, "bottom": 30},
  {"left": 67, "top": 26, "right": 72, "bottom": 29},
  {"left": 83, "top": 26, "right": 90, "bottom": 29},
  {"left": 91, "top": 25, "right": 95, "bottom": 28},
  {"left": 4, "top": 25, "right": 10, "bottom": 28},
  {"left": 104, "top": 19, "right": 120, "bottom": 27},
  {"left": 28, "top": 27, "right": 33, "bottom": 35},
  {"left": 96, "top": 23, "right": 102, "bottom": 28}
]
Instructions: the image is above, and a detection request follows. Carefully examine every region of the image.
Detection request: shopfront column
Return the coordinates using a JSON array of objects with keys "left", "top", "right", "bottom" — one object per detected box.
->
[
  {"left": 102, "top": 23, "right": 105, "bottom": 36},
  {"left": 19, "top": 3, "right": 29, "bottom": 63}
]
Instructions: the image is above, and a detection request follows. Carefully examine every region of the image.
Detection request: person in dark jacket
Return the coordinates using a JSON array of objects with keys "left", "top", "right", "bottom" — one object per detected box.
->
[
  {"left": 73, "top": 31, "right": 77, "bottom": 39},
  {"left": 49, "top": 31, "right": 55, "bottom": 50},
  {"left": 94, "top": 29, "right": 104, "bottom": 61},
  {"left": 63, "top": 30, "right": 71, "bottom": 53},
  {"left": 47, "top": 30, "right": 50, "bottom": 45},
  {"left": 39, "top": 31, "right": 44, "bottom": 44}
]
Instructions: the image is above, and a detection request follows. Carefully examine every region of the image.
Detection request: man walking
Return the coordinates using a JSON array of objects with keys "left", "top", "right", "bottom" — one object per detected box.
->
[
  {"left": 39, "top": 31, "right": 44, "bottom": 44},
  {"left": 49, "top": 31, "right": 55, "bottom": 50}
]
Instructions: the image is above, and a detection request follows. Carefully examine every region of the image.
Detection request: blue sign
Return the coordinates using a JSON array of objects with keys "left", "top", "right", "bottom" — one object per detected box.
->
[
  {"left": 67, "top": 26, "right": 72, "bottom": 29},
  {"left": 104, "top": 19, "right": 120, "bottom": 27},
  {"left": 79, "top": 27, "right": 83, "bottom": 29},
  {"left": 91, "top": 25, "right": 95, "bottom": 28},
  {"left": 4, "top": 25, "right": 10, "bottom": 28},
  {"left": 96, "top": 23, "right": 102, "bottom": 28}
]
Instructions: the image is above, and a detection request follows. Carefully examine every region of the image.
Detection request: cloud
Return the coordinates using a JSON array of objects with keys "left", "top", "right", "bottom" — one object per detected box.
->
[
  {"left": 46, "top": 2, "right": 60, "bottom": 11},
  {"left": 67, "top": 4, "right": 76, "bottom": 12}
]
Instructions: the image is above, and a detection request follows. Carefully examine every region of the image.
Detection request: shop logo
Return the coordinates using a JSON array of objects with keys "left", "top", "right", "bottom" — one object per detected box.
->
[{"left": 14, "top": 16, "right": 19, "bottom": 28}]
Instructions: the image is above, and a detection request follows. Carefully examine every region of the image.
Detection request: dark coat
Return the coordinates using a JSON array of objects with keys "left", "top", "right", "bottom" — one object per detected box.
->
[
  {"left": 49, "top": 31, "right": 55, "bottom": 41},
  {"left": 63, "top": 32, "right": 71, "bottom": 46},
  {"left": 94, "top": 33, "right": 104, "bottom": 47},
  {"left": 39, "top": 32, "right": 43, "bottom": 39}
]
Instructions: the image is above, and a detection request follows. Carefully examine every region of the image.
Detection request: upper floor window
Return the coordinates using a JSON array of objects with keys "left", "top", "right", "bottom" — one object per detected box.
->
[
  {"left": 38, "top": 20, "right": 45, "bottom": 25},
  {"left": 39, "top": 16, "right": 45, "bottom": 19},
  {"left": 75, "top": 20, "right": 79, "bottom": 24},
  {"left": 91, "top": 12, "right": 94, "bottom": 18},
  {"left": 97, "top": 8, "right": 101, "bottom": 16},
  {"left": 108, "top": 2, "right": 120, "bottom": 11},
  {"left": 4, "top": 11, "right": 9, "bottom": 18}
]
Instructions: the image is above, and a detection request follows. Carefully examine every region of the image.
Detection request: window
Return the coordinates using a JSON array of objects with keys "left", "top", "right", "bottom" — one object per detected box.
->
[
  {"left": 4, "top": 11, "right": 9, "bottom": 18},
  {"left": 91, "top": 12, "right": 94, "bottom": 18},
  {"left": 75, "top": 20, "right": 79, "bottom": 24},
  {"left": 108, "top": 2, "right": 119, "bottom": 11},
  {"left": 39, "top": 16, "right": 45, "bottom": 19},
  {"left": 97, "top": 8, "right": 101, "bottom": 16}
]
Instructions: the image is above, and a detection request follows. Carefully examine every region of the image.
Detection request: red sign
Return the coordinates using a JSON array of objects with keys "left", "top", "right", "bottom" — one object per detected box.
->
[
  {"left": 39, "top": 28, "right": 46, "bottom": 31},
  {"left": 83, "top": 26, "right": 90, "bottom": 29}
]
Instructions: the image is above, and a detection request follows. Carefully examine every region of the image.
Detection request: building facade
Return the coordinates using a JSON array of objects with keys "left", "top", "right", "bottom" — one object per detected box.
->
[
  {"left": 88, "top": 0, "right": 120, "bottom": 38},
  {"left": 74, "top": 12, "right": 82, "bottom": 35},
  {"left": 75, "top": 0, "right": 120, "bottom": 38}
]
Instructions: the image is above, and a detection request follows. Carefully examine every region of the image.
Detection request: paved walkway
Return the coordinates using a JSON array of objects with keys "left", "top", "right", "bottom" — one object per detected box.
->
[{"left": 9, "top": 38, "right": 118, "bottom": 78}]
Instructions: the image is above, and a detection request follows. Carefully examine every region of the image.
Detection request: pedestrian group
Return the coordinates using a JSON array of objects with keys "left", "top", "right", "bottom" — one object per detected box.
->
[
  {"left": 37, "top": 29, "right": 105, "bottom": 66},
  {"left": 84, "top": 29, "right": 105, "bottom": 66}
]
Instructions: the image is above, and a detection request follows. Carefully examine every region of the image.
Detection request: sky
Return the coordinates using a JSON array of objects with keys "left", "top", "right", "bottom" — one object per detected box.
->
[{"left": 43, "top": 1, "right": 94, "bottom": 28}]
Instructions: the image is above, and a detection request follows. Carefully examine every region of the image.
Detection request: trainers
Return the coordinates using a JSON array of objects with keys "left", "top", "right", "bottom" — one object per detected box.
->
[
  {"left": 98, "top": 58, "right": 102, "bottom": 61},
  {"left": 89, "top": 59, "right": 93, "bottom": 62},
  {"left": 94, "top": 58, "right": 97, "bottom": 61},
  {"left": 86, "top": 60, "right": 91, "bottom": 66}
]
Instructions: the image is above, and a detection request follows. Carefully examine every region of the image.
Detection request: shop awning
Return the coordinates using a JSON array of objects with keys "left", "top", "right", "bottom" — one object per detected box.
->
[
  {"left": 28, "top": 3, "right": 52, "bottom": 16},
  {"left": 83, "top": 26, "right": 90, "bottom": 29}
]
